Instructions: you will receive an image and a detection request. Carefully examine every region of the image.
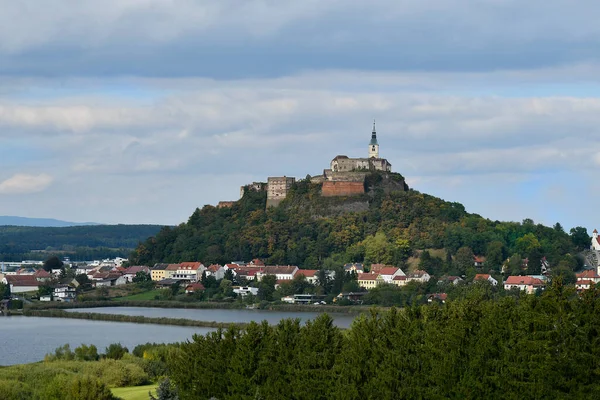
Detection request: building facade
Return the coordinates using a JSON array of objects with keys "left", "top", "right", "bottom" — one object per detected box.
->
[{"left": 266, "top": 176, "right": 296, "bottom": 207}]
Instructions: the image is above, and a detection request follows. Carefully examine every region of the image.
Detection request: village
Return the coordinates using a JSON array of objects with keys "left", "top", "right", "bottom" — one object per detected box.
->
[{"left": 2, "top": 237, "right": 599, "bottom": 306}]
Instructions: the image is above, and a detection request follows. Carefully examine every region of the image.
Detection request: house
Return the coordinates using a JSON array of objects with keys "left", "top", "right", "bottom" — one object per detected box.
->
[
  {"left": 378, "top": 267, "right": 405, "bottom": 283},
  {"left": 256, "top": 266, "right": 298, "bottom": 282},
  {"left": 294, "top": 269, "right": 319, "bottom": 284},
  {"left": 428, "top": 293, "right": 448, "bottom": 303},
  {"left": 370, "top": 264, "right": 389, "bottom": 274},
  {"left": 33, "top": 269, "right": 52, "bottom": 282},
  {"left": 474, "top": 274, "right": 498, "bottom": 286},
  {"left": 576, "top": 280, "right": 594, "bottom": 291},
  {"left": 173, "top": 262, "right": 205, "bottom": 282},
  {"left": 504, "top": 276, "right": 545, "bottom": 294},
  {"left": 344, "top": 263, "right": 364, "bottom": 273},
  {"left": 151, "top": 263, "right": 170, "bottom": 281},
  {"left": 357, "top": 273, "right": 379, "bottom": 289},
  {"left": 185, "top": 283, "right": 205, "bottom": 294},
  {"left": 205, "top": 264, "right": 225, "bottom": 280},
  {"left": 445, "top": 276, "right": 463, "bottom": 285},
  {"left": 54, "top": 285, "right": 77, "bottom": 302},
  {"left": 232, "top": 286, "right": 259, "bottom": 297},
  {"left": 164, "top": 264, "right": 181, "bottom": 279},
  {"left": 473, "top": 256, "right": 485, "bottom": 267},
  {"left": 3, "top": 275, "right": 40, "bottom": 293},
  {"left": 407, "top": 270, "right": 431, "bottom": 283},
  {"left": 156, "top": 278, "right": 183, "bottom": 288},
  {"left": 576, "top": 269, "right": 600, "bottom": 284},
  {"left": 249, "top": 258, "right": 265, "bottom": 267},
  {"left": 234, "top": 267, "right": 261, "bottom": 281},
  {"left": 392, "top": 275, "right": 408, "bottom": 287},
  {"left": 335, "top": 292, "right": 367, "bottom": 303},
  {"left": 123, "top": 266, "right": 150, "bottom": 282},
  {"left": 76, "top": 265, "right": 96, "bottom": 276},
  {"left": 281, "top": 296, "right": 295, "bottom": 304}
]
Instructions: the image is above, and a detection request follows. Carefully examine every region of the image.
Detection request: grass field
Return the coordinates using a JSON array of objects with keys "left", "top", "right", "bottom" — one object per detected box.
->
[
  {"left": 112, "top": 384, "right": 158, "bottom": 400},
  {"left": 115, "top": 290, "right": 163, "bottom": 301}
]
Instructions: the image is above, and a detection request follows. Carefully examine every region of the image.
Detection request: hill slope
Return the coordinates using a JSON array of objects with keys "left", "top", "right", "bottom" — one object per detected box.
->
[
  {"left": 0, "top": 215, "right": 100, "bottom": 227},
  {"left": 130, "top": 172, "right": 586, "bottom": 277},
  {"left": 0, "top": 225, "right": 164, "bottom": 262}
]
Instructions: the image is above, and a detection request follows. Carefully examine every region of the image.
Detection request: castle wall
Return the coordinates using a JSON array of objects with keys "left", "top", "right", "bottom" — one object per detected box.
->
[
  {"left": 267, "top": 176, "right": 295, "bottom": 207},
  {"left": 217, "top": 201, "right": 236, "bottom": 208},
  {"left": 322, "top": 181, "right": 365, "bottom": 197}
]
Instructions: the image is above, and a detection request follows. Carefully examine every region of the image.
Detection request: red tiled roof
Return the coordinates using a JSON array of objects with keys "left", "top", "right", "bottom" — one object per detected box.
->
[
  {"left": 393, "top": 275, "right": 407, "bottom": 281},
  {"left": 180, "top": 262, "right": 203, "bottom": 270},
  {"left": 251, "top": 258, "right": 265, "bottom": 266},
  {"left": 166, "top": 264, "right": 181, "bottom": 271},
  {"left": 357, "top": 273, "right": 379, "bottom": 281},
  {"left": 576, "top": 270, "right": 600, "bottom": 279},
  {"left": 207, "top": 264, "right": 222, "bottom": 272},
  {"left": 185, "top": 283, "right": 205, "bottom": 292},
  {"left": 5, "top": 275, "right": 40, "bottom": 287},
  {"left": 124, "top": 266, "right": 149, "bottom": 275},
  {"left": 378, "top": 267, "right": 399, "bottom": 276},
  {"left": 473, "top": 256, "right": 485, "bottom": 263},
  {"left": 474, "top": 274, "right": 491, "bottom": 281},
  {"left": 505, "top": 276, "right": 545, "bottom": 286},
  {"left": 411, "top": 270, "right": 428, "bottom": 277},
  {"left": 34, "top": 269, "right": 51, "bottom": 278},
  {"left": 576, "top": 280, "right": 594, "bottom": 286},
  {"left": 295, "top": 269, "right": 318, "bottom": 278},
  {"left": 370, "top": 264, "right": 388, "bottom": 273}
]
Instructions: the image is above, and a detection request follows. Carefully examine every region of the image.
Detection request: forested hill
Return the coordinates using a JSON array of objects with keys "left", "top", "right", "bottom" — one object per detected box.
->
[
  {"left": 0, "top": 225, "right": 164, "bottom": 262},
  {"left": 130, "top": 172, "right": 590, "bottom": 276}
]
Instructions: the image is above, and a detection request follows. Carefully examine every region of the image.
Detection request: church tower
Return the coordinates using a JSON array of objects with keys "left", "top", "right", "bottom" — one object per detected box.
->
[{"left": 369, "top": 120, "right": 379, "bottom": 158}]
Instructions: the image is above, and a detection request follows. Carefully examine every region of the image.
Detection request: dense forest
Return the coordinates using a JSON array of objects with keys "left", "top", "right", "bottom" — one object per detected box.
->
[
  {"left": 167, "top": 282, "right": 600, "bottom": 399},
  {"left": 0, "top": 225, "right": 164, "bottom": 262},
  {"left": 131, "top": 172, "right": 589, "bottom": 277}
]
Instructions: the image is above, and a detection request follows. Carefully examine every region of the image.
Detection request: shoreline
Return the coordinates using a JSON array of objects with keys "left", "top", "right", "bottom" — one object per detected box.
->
[
  {"left": 22, "top": 309, "right": 251, "bottom": 329},
  {"left": 25, "top": 299, "right": 372, "bottom": 314}
]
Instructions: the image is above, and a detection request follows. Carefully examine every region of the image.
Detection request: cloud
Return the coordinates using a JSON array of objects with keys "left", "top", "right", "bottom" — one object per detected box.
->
[
  {"left": 2, "top": 1, "right": 600, "bottom": 78},
  {"left": 0, "top": 173, "right": 53, "bottom": 194}
]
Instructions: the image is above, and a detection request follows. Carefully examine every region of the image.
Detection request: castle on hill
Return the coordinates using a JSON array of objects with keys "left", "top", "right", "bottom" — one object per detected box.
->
[{"left": 233, "top": 121, "right": 401, "bottom": 208}]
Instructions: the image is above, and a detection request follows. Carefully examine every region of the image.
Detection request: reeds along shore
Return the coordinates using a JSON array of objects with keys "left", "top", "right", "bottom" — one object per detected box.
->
[
  {"left": 25, "top": 299, "right": 368, "bottom": 314},
  {"left": 23, "top": 309, "right": 250, "bottom": 329}
]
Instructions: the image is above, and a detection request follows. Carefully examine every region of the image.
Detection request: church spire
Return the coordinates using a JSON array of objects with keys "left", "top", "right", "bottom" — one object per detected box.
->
[{"left": 369, "top": 119, "right": 379, "bottom": 158}]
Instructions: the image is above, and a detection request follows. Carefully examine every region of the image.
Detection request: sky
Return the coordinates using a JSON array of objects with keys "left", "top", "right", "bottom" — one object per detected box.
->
[{"left": 0, "top": 0, "right": 599, "bottom": 230}]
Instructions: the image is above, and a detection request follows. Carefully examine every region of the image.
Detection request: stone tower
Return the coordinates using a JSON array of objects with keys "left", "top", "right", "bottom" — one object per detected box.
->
[{"left": 368, "top": 120, "right": 379, "bottom": 158}]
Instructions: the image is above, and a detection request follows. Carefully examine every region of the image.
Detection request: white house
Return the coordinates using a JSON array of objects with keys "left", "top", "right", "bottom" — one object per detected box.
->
[
  {"left": 504, "top": 276, "right": 545, "bottom": 294},
  {"left": 407, "top": 270, "right": 431, "bottom": 283},
  {"left": 206, "top": 264, "right": 225, "bottom": 280},
  {"left": 474, "top": 274, "right": 498, "bottom": 286},
  {"left": 378, "top": 267, "right": 405, "bottom": 283},
  {"left": 294, "top": 269, "right": 319, "bottom": 284},
  {"left": 3, "top": 275, "right": 40, "bottom": 293},
  {"left": 123, "top": 265, "right": 151, "bottom": 282},
  {"left": 256, "top": 266, "right": 298, "bottom": 282},
  {"left": 233, "top": 286, "right": 259, "bottom": 297},
  {"left": 173, "top": 262, "right": 205, "bottom": 282},
  {"left": 54, "top": 285, "right": 77, "bottom": 302}
]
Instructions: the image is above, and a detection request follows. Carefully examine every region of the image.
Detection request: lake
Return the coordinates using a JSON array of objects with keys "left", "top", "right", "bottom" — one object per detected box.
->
[
  {"left": 0, "top": 316, "right": 214, "bottom": 366},
  {"left": 1, "top": 307, "right": 360, "bottom": 366},
  {"left": 64, "top": 306, "right": 359, "bottom": 328}
]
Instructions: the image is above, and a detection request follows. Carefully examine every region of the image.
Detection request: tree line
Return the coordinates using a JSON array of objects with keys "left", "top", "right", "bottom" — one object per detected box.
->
[
  {"left": 167, "top": 282, "right": 600, "bottom": 399},
  {"left": 131, "top": 175, "right": 588, "bottom": 277}
]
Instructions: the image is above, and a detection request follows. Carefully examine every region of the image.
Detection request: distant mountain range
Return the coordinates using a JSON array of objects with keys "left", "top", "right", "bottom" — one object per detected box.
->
[{"left": 0, "top": 216, "right": 101, "bottom": 227}]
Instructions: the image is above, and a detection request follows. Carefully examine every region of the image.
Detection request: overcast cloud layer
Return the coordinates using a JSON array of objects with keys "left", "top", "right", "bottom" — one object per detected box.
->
[{"left": 0, "top": 0, "right": 598, "bottom": 229}]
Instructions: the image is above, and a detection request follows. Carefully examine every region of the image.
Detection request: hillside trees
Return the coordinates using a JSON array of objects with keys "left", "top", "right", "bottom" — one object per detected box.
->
[{"left": 130, "top": 177, "right": 583, "bottom": 274}]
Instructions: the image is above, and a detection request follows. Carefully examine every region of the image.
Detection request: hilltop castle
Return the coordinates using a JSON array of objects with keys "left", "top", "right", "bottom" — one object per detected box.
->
[{"left": 235, "top": 121, "right": 402, "bottom": 207}]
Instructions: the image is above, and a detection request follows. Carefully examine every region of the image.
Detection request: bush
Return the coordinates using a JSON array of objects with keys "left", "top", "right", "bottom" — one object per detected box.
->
[
  {"left": 41, "top": 374, "right": 118, "bottom": 400},
  {"left": 74, "top": 344, "right": 99, "bottom": 361},
  {"left": 0, "top": 379, "right": 33, "bottom": 400},
  {"left": 104, "top": 343, "right": 128, "bottom": 360}
]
